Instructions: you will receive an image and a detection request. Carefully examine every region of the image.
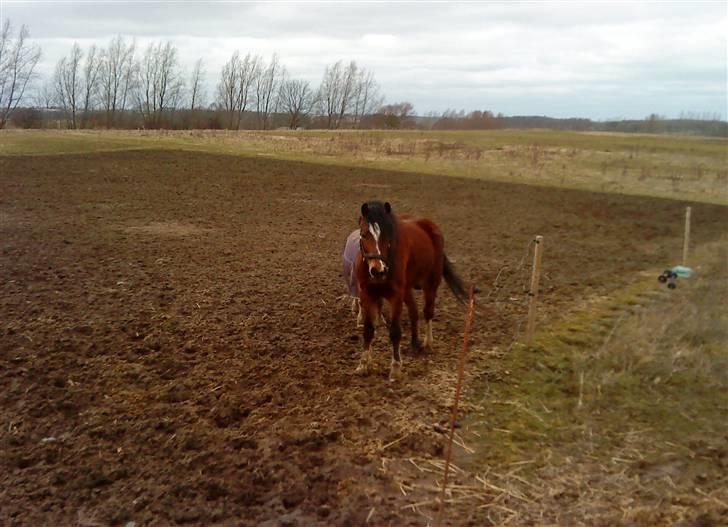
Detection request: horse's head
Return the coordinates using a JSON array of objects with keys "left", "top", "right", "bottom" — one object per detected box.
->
[{"left": 359, "top": 201, "right": 395, "bottom": 280}]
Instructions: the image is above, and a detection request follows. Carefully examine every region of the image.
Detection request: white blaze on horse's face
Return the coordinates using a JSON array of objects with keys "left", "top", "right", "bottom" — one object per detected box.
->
[{"left": 366, "top": 222, "right": 388, "bottom": 277}]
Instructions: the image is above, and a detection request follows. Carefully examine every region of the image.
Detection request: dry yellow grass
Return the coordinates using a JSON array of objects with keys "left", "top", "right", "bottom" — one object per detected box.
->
[
  {"left": 2, "top": 129, "right": 726, "bottom": 205},
  {"left": 401, "top": 240, "right": 728, "bottom": 526}
]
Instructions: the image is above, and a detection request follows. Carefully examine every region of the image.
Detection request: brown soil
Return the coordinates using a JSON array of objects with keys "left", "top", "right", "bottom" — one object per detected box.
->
[{"left": 1, "top": 150, "right": 726, "bottom": 526}]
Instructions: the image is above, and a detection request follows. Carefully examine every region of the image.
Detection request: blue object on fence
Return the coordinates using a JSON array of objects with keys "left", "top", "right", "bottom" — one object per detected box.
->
[
  {"left": 658, "top": 265, "right": 693, "bottom": 289},
  {"left": 671, "top": 265, "right": 693, "bottom": 278}
]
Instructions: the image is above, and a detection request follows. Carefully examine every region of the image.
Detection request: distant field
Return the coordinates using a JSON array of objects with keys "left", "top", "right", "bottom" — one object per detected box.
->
[{"left": 2, "top": 128, "right": 726, "bottom": 204}]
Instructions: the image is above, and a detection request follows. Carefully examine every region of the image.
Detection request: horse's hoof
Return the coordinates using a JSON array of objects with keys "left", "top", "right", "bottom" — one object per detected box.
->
[
  {"left": 354, "top": 362, "right": 370, "bottom": 376},
  {"left": 389, "top": 361, "right": 403, "bottom": 381}
]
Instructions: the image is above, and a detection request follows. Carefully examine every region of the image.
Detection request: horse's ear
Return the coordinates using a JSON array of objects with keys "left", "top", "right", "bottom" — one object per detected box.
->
[
  {"left": 384, "top": 202, "right": 392, "bottom": 214},
  {"left": 361, "top": 203, "right": 369, "bottom": 217}
]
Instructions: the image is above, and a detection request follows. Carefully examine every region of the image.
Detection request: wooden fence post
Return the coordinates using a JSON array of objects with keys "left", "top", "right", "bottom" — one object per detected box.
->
[
  {"left": 526, "top": 235, "right": 544, "bottom": 344},
  {"left": 682, "top": 206, "right": 691, "bottom": 266}
]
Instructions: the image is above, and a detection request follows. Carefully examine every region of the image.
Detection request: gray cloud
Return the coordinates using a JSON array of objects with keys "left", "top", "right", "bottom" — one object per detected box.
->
[{"left": 4, "top": 0, "right": 726, "bottom": 119}]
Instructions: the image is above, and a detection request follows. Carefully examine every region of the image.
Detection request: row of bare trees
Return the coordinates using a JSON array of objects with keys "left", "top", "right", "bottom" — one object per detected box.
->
[
  {"left": 1, "top": 20, "right": 393, "bottom": 130},
  {"left": 217, "top": 52, "right": 266, "bottom": 129},
  {"left": 214, "top": 52, "right": 382, "bottom": 130},
  {"left": 48, "top": 36, "right": 193, "bottom": 128},
  {"left": 316, "top": 60, "right": 380, "bottom": 129},
  {"left": 43, "top": 35, "right": 384, "bottom": 130},
  {"left": 4, "top": 22, "right": 385, "bottom": 130}
]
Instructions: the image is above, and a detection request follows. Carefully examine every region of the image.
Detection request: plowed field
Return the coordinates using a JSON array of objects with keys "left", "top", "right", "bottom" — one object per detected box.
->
[{"left": 2, "top": 150, "right": 726, "bottom": 525}]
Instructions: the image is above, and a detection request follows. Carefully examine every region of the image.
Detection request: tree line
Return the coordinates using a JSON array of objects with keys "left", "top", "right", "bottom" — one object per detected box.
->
[
  {"left": 2, "top": 21, "right": 725, "bottom": 136},
  {"left": 2, "top": 22, "right": 397, "bottom": 130},
  {"left": 418, "top": 111, "right": 727, "bottom": 137}
]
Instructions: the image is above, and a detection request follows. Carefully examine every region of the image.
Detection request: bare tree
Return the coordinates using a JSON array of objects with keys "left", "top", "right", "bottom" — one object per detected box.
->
[
  {"left": 278, "top": 75, "right": 313, "bottom": 129},
  {"left": 236, "top": 53, "right": 260, "bottom": 128},
  {"left": 0, "top": 21, "right": 42, "bottom": 129},
  {"left": 98, "top": 35, "right": 135, "bottom": 127},
  {"left": 188, "top": 57, "right": 205, "bottom": 111},
  {"left": 215, "top": 51, "right": 260, "bottom": 129},
  {"left": 352, "top": 69, "right": 382, "bottom": 128},
  {"left": 53, "top": 43, "right": 83, "bottom": 128},
  {"left": 335, "top": 60, "right": 358, "bottom": 128},
  {"left": 80, "top": 44, "right": 101, "bottom": 127},
  {"left": 317, "top": 60, "right": 343, "bottom": 129},
  {"left": 135, "top": 42, "right": 158, "bottom": 126},
  {"left": 254, "top": 54, "right": 281, "bottom": 130},
  {"left": 316, "top": 60, "right": 362, "bottom": 129},
  {"left": 33, "top": 79, "right": 55, "bottom": 109},
  {"left": 216, "top": 51, "right": 241, "bottom": 127},
  {"left": 135, "top": 41, "right": 184, "bottom": 128},
  {"left": 156, "top": 41, "right": 185, "bottom": 118},
  {"left": 379, "top": 101, "right": 415, "bottom": 129}
]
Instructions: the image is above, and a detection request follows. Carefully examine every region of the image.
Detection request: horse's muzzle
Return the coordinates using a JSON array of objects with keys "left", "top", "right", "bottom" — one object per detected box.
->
[{"left": 369, "top": 267, "right": 388, "bottom": 279}]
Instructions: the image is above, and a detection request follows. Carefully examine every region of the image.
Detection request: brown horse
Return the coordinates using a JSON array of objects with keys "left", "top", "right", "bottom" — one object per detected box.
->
[{"left": 354, "top": 200, "right": 468, "bottom": 381}]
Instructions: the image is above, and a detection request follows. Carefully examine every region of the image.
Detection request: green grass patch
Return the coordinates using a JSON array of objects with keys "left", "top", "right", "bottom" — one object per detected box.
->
[
  {"left": 0, "top": 130, "right": 155, "bottom": 155},
  {"left": 470, "top": 251, "right": 727, "bottom": 461},
  {"left": 459, "top": 242, "right": 727, "bottom": 524}
]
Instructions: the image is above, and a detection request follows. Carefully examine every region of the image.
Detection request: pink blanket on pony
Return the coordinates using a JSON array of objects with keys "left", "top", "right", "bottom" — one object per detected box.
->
[{"left": 342, "top": 229, "right": 359, "bottom": 297}]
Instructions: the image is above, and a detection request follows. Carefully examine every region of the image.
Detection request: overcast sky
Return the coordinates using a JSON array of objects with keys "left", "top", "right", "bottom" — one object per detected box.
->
[{"left": 2, "top": 0, "right": 726, "bottom": 120}]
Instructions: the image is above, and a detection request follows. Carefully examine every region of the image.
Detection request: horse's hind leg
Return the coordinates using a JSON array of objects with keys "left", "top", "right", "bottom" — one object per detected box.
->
[
  {"left": 423, "top": 287, "right": 436, "bottom": 352},
  {"left": 388, "top": 297, "right": 404, "bottom": 381},
  {"left": 405, "top": 289, "right": 422, "bottom": 353}
]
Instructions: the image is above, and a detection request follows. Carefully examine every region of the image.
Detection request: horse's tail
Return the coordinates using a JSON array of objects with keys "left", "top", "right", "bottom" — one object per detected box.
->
[{"left": 443, "top": 255, "right": 470, "bottom": 305}]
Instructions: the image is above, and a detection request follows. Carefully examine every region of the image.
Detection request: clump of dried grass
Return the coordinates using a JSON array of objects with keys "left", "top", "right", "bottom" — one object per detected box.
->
[{"left": 589, "top": 249, "right": 728, "bottom": 392}]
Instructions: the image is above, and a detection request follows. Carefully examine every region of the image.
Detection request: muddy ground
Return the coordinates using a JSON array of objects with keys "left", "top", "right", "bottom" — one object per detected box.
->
[{"left": 1, "top": 150, "right": 726, "bottom": 526}]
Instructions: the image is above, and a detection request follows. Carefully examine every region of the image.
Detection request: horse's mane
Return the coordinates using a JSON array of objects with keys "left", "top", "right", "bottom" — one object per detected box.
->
[
  {"left": 363, "top": 200, "right": 398, "bottom": 275},
  {"left": 364, "top": 201, "right": 396, "bottom": 242}
]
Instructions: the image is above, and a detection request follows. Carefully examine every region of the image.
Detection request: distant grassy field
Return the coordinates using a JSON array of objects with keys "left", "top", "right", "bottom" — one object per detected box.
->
[{"left": 2, "top": 129, "right": 726, "bottom": 205}]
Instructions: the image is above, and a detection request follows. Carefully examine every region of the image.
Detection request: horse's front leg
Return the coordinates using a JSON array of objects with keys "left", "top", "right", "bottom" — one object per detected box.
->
[
  {"left": 352, "top": 297, "right": 363, "bottom": 327},
  {"left": 388, "top": 296, "right": 404, "bottom": 381},
  {"left": 355, "top": 293, "right": 378, "bottom": 375}
]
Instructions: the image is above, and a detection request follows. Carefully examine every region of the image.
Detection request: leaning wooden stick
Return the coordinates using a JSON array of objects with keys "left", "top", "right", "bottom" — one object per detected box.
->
[
  {"left": 526, "top": 235, "right": 544, "bottom": 344},
  {"left": 437, "top": 285, "right": 475, "bottom": 526}
]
